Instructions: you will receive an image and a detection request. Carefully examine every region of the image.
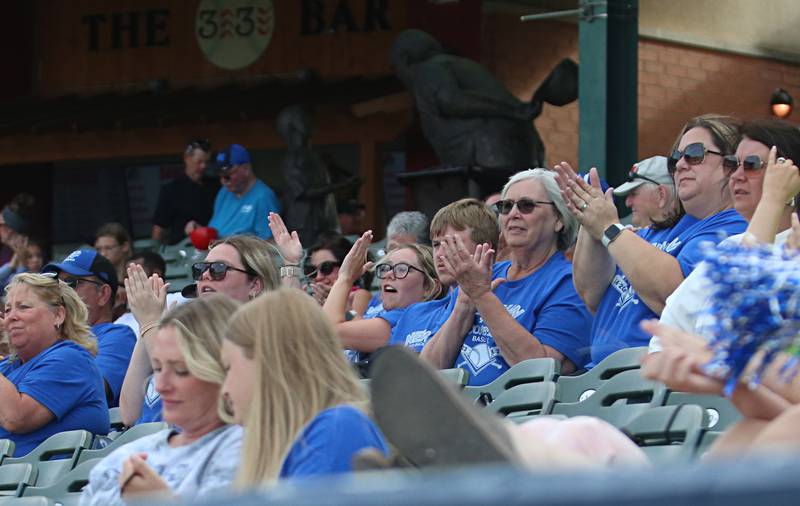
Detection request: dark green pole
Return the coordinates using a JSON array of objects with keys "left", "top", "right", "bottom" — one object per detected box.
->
[{"left": 578, "top": 0, "right": 638, "bottom": 188}]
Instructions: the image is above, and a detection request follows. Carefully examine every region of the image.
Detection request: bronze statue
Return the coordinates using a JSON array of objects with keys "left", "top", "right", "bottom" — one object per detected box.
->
[
  {"left": 277, "top": 105, "right": 358, "bottom": 247},
  {"left": 391, "top": 29, "right": 577, "bottom": 170}
]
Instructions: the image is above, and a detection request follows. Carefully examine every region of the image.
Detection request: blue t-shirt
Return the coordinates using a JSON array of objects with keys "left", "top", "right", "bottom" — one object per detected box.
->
[
  {"left": 344, "top": 307, "right": 406, "bottom": 363},
  {"left": 135, "top": 376, "right": 163, "bottom": 425},
  {"left": 92, "top": 323, "right": 136, "bottom": 408},
  {"left": 589, "top": 208, "right": 747, "bottom": 366},
  {"left": 364, "top": 295, "right": 383, "bottom": 318},
  {"left": 388, "top": 292, "right": 455, "bottom": 353},
  {"left": 455, "top": 254, "right": 593, "bottom": 386},
  {"left": 0, "top": 340, "right": 109, "bottom": 456},
  {"left": 208, "top": 179, "right": 280, "bottom": 239},
  {"left": 280, "top": 405, "right": 389, "bottom": 479}
]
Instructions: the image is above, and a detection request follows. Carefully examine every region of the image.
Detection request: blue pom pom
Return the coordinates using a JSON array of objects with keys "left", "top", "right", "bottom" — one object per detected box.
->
[{"left": 698, "top": 240, "right": 800, "bottom": 396}]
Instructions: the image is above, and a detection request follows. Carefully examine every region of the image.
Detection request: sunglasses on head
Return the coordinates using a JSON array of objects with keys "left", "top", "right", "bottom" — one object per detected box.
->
[
  {"left": 187, "top": 138, "right": 211, "bottom": 153},
  {"left": 495, "top": 198, "right": 555, "bottom": 215},
  {"left": 375, "top": 262, "right": 425, "bottom": 280},
  {"left": 722, "top": 154, "right": 767, "bottom": 176},
  {"left": 667, "top": 142, "right": 724, "bottom": 175},
  {"left": 303, "top": 260, "right": 341, "bottom": 278},
  {"left": 191, "top": 261, "right": 251, "bottom": 281},
  {"left": 626, "top": 170, "right": 662, "bottom": 186}
]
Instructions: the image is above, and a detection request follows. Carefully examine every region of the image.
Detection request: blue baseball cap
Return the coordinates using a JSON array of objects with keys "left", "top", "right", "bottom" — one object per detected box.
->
[
  {"left": 42, "top": 249, "right": 118, "bottom": 295},
  {"left": 215, "top": 144, "right": 251, "bottom": 172}
]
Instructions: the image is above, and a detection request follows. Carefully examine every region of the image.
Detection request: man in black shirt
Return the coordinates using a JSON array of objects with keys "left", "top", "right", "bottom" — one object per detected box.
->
[{"left": 151, "top": 139, "right": 218, "bottom": 245}]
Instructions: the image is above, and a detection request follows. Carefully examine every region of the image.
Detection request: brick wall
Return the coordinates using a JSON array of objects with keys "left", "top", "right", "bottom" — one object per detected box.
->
[{"left": 482, "top": 12, "right": 800, "bottom": 170}]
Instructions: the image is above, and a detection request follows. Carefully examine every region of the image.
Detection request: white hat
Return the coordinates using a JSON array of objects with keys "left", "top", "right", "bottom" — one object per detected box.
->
[{"left": 613, "top": 156, "right": 672, "bottom": 197}]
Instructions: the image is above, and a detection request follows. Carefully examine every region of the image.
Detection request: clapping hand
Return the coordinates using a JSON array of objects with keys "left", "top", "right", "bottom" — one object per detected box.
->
[{"left": 268, "top": 212, "right": 303, "bottom": 265}]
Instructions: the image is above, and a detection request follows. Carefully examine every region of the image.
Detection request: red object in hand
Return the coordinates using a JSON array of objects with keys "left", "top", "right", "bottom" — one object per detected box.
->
[{"left": 190, "top": 227, "right": 218, "bottom": 251}]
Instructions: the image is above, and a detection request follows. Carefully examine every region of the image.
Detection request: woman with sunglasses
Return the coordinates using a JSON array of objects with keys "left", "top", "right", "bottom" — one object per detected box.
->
[
  {"left": 119, "top": 234, "right": 278, "bottom": 427},
  {"left": 556, "top": 114, "right": 748, "bottom": 367},
  {"left": 0, "top": 273, "right": 108, "bottom": 456},
  {"left": 81, "top": 295, "right": 243, "bottom": 505},
  {"left": 305, "top": 235, "right": 372, "bottom": 317},
  {"left": 644, "top": 120, "right": 800, "bottom": 419},
  {"left": 221, "top": 287, "right": 388, "bottom": 485},
  {"left": 323, "top": 231, "right": 442, "bottom": 366},
  {"left": 422, "top": 169, "right": 592, "bottom": 384}
]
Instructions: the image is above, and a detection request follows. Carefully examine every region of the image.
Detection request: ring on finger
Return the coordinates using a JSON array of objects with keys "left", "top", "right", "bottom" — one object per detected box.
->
[
  {"left": 580, "top": 202, "right": 588, "bottom": 210},
  {"left": 778, "top": 157, "right": 787, "bottom": 164}
]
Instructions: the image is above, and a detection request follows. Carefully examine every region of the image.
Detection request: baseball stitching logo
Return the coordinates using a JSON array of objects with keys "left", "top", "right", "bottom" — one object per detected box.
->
[{"left": 196, "top": 0, "right": 275, "bottom": 70}]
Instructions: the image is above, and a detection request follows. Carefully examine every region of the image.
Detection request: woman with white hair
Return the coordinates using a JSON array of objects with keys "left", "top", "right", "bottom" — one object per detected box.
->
[{"left": 422, "top": 168, "right": 592, "bottom": 385}]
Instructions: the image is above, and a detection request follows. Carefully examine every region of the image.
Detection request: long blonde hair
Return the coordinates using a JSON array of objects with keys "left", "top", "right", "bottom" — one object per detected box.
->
[
  {"left": 4, "top": 273, "right": 96, "bottom": 359},
  {"left": 159, "top": 294, "right": 240, "bottom": 422},
  {"left": 225, "top": 288, "right": 366, "bottom": 486}
]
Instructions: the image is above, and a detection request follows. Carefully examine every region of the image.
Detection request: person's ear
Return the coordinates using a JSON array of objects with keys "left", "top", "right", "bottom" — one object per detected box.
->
[
  {"left": 99, "top": 283, "right": 113, "bottom": 306},
  {"left": 657, "top": 185, "right": 669, "bottom": 208},
  {"left": 249, "top": 277, "right": 264, "bottom": 299}
]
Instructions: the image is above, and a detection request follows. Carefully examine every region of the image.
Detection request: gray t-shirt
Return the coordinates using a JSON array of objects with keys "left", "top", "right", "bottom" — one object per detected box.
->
[{"left": 80, "top": 424, "right": 242, "bottom": 506}]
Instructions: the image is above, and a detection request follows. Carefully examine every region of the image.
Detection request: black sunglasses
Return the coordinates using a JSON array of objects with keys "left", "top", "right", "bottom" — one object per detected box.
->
[
  {"left": 375, "top": 262, "right": 425, "bottom": 280},
  {"left": 60, "top": 275, "right": 104, "bottom": 289},
  {"left": 722, "top": 154, "right": 767, "bottom": 176},
  {"left": 495, "top": 198, "right": 555, "bottom": 215},
  {"left": 191, "top": 261, "right": 251, "bottom": 281},
  {"left": 626, "top": 170, "right": 662, "bottom": 186},
  {"left": 303, "top": 260, "right": 341, "bottom": 278},
  {"left": 667, "top": 142, "right": 724, "bottom": 174},
  {"left": 187, "top": 138, "right": 211, "bottom": 153}
]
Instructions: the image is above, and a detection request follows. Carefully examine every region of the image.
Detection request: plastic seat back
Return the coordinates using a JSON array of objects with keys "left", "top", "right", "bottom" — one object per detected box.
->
[
  {"left": 0, "top": 441, "right": 15, "bottom": 467},
  {"left": 107, "top": 407, "right": 125, "bottom": 433},
  {"left": 622, "top": 404, "right": 706, "bottom": 464},
  {"left": 438, "top": 368, "right": 470, "bottom": 387},
  {"left": 487, "top": 382, "right": 557, "bottom": 418},
  {"left": 552, "top": 369, "right": 667, "bottom": 427},
  {"left": 463, "top": 358, "right": 560, "bottom": 402},
  {"left": 4, "top": 430, "right": 92, "bottom": 487},
  {"left": 0, "top": 497, "right": 55, "bottom": 505},
  {"left": 76, "top": 422, "right": 168, "bottom": 466},
  {"left": 21, "top": 458, "right": 100, "bottom": 502},
  {"left": 0, "top": 463, "right": 37, "bottom": 496},
  {"left": 665, "top": 391, "right": 741, "bottom": 431},
  {"left": 555, "top": 347, "right": 648, "bottom": 404}
]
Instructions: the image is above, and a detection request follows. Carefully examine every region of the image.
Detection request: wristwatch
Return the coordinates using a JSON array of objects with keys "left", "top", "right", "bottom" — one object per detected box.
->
[
  {"left": 280, "top": 265, "right": 302, "bottom": 278},
  {"left": 601, "top": 223, "right": 626, "bottom": 248}
]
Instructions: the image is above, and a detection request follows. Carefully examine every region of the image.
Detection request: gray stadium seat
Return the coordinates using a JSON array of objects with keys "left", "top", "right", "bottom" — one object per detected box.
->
[
  {"left": 20, "top": 458, "right": 100, "bottom": 502},
  {"left": 76, "top": 422, "right": 168, "bottom": 465},
  {"left": 0, "top": 441, "right": 15, "bottom": 466},
  {"left": 552, "top": 369, "right": 667, "bottom": 427},
  {"left": 438, "top": 368, "right": 470, "bottom": 387},
  {"left": 3, "top": 431, "right": 92, "bottom": 489},
  {"left": 0, "top": 463, "right": 37, "bottom": 497},
  {"left": 665, "top": 391, "right": 741, "bottom": 431},
  {"left": 108, "top": 407, "right": 125, "bottom": 433},
  {"left": 0, "top": 497, "right": 55, "bottom": 505},
  {"left": 462, "top": 358, "right": 560, "bottom": 403},
  {"left": 555, "top": 347, "right": 648, "bottom": 404},
  {"left": 621, "top": 404, "right": 706, "bottom": 464},
  {"left": 486, "top": 382, "right": 557, "bottom": 419}
]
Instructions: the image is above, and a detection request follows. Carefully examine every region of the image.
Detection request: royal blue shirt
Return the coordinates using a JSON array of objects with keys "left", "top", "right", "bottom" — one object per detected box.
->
[
  {"left": 364, "top": 295, "right": 383, "bottom": 318},
  {"left": 208, "top": 179, "right": 280, "bottom": 239},
  {"left": 588, "top": 208, "right": 747, "bottom": 366},
  {"left": 92, "top": 323, "right": 136, "bottom": 408},
  {"left": 0, "top": 340, "right": 109, "bottom": 456},
  {"left": 455, "top": 254, "right": 593, "bottom": 386},
  {"left": 280, "top": 405, "right": 389, "bottom": 479},
  {"left": 388, "top": 292, "right": 455, "bottom": 353},
  {"left": 135, "top": 376, "right": 163, "bottom": 425},
  {"left": 344, "top": 307, "right": 406, "bottom": 364}
]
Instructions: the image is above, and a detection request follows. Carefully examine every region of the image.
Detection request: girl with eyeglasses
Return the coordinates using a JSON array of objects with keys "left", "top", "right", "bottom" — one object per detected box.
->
[
  {"left": 322, "top": 232, "right": 443, "bottom": 368},
  {"left": 556, "top": 114, "right": 748, "bottom": 367},
  {"left": 422, "top": 169, "right": 593, "bottom": 384},
  {"left": 118, "top": 235, "right": 279, "bottom": 428}
]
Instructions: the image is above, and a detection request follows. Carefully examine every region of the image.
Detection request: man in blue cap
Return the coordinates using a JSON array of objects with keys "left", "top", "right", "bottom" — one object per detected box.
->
[
  {"left": 43, "top": 249, "right": 136, "bottom": 408},
  {"left": 208, "top": 144, "right": 281, "bottom": 239}
]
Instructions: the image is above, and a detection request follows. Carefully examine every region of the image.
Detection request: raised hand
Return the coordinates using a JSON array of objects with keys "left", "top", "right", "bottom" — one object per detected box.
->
[
  {"left": 124, "top": 264, "right": 167, "bottom": 327},
  {"left": 338, "top": 230, "right": 373, "bottom": 285},
  {"left": 439, "top": 235, "right": 495, "bottom": 300},
  {"left": 761, "top": 146, "right": 800, "bottom": 207},
  {"left": 268, "top": 212, "right": 303, "bottom": 265}
]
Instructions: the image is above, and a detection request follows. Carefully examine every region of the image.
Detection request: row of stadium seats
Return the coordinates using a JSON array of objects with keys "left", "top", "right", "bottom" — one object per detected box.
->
[{"left": 0, "top": 422, "right": 167, "bottom": 504}]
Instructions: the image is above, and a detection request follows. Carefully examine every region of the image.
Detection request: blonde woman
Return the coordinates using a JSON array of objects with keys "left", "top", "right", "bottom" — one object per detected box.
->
[
  {"left": 119, "top": 234, "right": 279, "bottom": 427},
  {"left": 0, "top": 273, "right": 108, "bottom": 456},
  {"left": 81, "top": 295, "right": 242, "bottom": 505},
  {"left": 222, "top": 288, "right": 388, "bottom": 484},
  {"left": 324, "top": 231, "right": 443, "bottom": 363}
]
